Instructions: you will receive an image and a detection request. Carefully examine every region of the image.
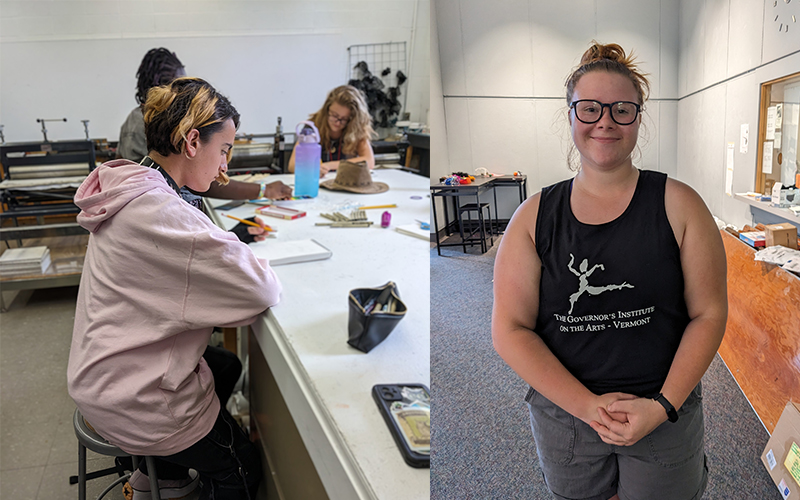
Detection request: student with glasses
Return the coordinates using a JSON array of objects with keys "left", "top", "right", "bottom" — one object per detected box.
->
[
  {"left": 492, "top": 42, "right": 727, "bottom": 500},
  {"left": 288, "top": 85, "right": 376, "bottom": 176}
]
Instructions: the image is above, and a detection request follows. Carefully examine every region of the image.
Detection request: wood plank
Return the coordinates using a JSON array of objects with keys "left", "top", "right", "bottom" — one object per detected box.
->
[{"left": 719, "top": 230, "right": 800, "bottom": 433}]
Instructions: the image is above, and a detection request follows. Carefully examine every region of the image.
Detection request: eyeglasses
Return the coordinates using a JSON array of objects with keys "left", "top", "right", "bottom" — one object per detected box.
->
[
  {"left": 329, "top": 112, "right": 350, "bottom": 125},
  {"left": 570, "top": 100, "right": 641, "bottom": 125}
]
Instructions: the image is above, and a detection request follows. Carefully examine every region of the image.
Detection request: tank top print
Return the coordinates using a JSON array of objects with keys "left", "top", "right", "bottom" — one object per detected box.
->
[
  {"left": 534, "top": 170, "right": 690, "bottom": 397},
  {"left": 322, "top": 138, "right": 353, "bottom": 163}
]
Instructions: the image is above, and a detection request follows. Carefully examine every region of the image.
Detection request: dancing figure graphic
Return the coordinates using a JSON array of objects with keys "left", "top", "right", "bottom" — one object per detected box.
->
[{"left": 567, "top": 253, "right": 634, "bottom": 314}]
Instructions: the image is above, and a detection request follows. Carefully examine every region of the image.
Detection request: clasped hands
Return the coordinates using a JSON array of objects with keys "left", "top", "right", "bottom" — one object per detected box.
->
[{"left": 585, "top": 393, "right": 668, "bottom": 446}]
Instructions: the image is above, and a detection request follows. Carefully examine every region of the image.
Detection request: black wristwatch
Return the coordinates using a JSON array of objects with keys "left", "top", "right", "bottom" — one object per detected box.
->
[{"left": 653, "top": 393, "right": 679, "bottom": 423}]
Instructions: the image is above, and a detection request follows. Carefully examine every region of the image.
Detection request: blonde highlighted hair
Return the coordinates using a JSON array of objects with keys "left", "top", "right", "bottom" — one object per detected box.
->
[
  {"left": 143, "top": 77, "right": 239, "bottom": 184},
  {"left": 564, "top": 41, "right": 651, "bottom": 171},
  {"left": 309, "top": 85, "right": 375, "bottom": 156}
]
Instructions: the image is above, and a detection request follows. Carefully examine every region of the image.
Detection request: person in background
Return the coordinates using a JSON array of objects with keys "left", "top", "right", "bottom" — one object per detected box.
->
[
  {"left": 69, "top": 77, "right": 281, "bottom": 500},
  {"left": 492, "top": 42, "right": 727, "bottom": 500},
  {"left": 287, "top": 84, "right": 376, "bottom": 176},
  {"left": 118, "top": 48, "right": 292, "bottom": 205}
]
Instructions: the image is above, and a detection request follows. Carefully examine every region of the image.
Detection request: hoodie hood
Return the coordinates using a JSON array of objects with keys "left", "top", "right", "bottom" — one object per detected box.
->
[{"left": 75, "top": 159, "right": 177, "bottom": 233}]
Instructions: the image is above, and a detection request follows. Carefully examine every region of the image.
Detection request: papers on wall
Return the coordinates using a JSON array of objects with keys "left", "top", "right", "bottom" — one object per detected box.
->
[
  {"left": 776, "top": 103, "right": 783, "bottom": 130},
  {"left": 740, "top": 124, "right": 749, "bottom": 154},
  {"left": 763, "top": 142, "right": 774, "bottom": 174},
  {"left": 726, "top": 143, "right": 735, "bottom": 197},
  {"left": 0, "top": 246, "right": 51, "bottom": 276},
  {"left": 775, "top": 131, "right": 782, "bottom": 150},
  {"left": 767, "top": 106, "right": 777, "bottom": 140},
  {"left": 249, "top": 239, "right": 332, "bottom": 266}
]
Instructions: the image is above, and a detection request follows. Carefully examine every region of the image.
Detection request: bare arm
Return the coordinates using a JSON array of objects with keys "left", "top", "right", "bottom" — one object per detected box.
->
[
  {"left": 287, "top": 143, "right": 297, "bottom": 173},
  {"left": 598, "top": 179, "right": 728, "bottom": 445},
  {"left": 492, "top": 194, "right": 632, "bottom": 425}
]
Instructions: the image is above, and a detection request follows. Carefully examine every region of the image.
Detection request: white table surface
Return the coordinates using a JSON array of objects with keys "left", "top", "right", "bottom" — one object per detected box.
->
[{"left": 206, "top": 170, "right": 431, "bottom": 500}]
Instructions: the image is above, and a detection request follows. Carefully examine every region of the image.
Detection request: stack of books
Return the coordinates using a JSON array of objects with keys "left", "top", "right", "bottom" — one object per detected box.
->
[{"left": 0, "top": 246, "right": 52, "bottom": 277}]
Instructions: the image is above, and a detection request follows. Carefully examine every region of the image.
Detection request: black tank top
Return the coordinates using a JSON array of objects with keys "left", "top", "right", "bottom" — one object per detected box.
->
[
  {"left": 322, "top": 138, "right": 353, "bottom": 163},
  {"left": 534, "top": 170, "right": 689, "bottom": 397}
]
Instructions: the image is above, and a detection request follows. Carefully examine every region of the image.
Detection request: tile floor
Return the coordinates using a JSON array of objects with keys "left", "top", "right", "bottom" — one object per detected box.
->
[{"left": 0, "top": 286, "right": 131, "bottom": 500}]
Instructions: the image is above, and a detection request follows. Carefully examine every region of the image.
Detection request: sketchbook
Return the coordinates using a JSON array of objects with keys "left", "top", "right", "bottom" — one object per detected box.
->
[{"left": 249, "top": 239, "right": 332, "bottom": 266}]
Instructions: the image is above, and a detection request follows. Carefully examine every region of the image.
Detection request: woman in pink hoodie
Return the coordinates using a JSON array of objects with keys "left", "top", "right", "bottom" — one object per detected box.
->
[{"left": 68, "top": 77, "right": 281, "bottom": 500}]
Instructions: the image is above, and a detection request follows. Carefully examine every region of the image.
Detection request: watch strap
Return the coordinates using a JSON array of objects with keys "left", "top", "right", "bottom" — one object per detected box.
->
[{"left": 654, "top": 393, "right": 679, "bottom": 423}]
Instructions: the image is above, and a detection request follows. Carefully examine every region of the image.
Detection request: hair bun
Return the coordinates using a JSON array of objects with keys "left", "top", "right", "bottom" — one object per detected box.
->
[{"left": 581, "top": 41, "right": 631, "bottom": 66}]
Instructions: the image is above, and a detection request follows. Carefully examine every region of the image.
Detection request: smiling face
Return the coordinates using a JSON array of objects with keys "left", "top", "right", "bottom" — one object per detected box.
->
[
  {"left": 327, "top": 101, "right": 352, "bottom": 137},
  {"left": 570, "top": 71, "right": 641, "bottom": 173},
  {"left": 185, "top": 118, "right": 235, "bottom": 192}
]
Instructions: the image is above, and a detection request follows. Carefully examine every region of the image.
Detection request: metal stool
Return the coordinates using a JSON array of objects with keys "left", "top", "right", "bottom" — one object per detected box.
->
[
  {"left": 458, "top": 202, "right": 494, "bottom": 253},
  {"left": 72, "top": 408, "right": 161, "bottom": 500}
]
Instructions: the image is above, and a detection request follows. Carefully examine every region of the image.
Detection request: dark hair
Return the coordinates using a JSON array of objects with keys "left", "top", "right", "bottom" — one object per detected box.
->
[
  {"left": 135, "top": 48, "right": 185, "bottom": 106},
  {"left": 143, "top": 77, "right": 240, "bottom": 159},
  {"left": 565, "top": 41, "right": 651, "bottom": 105}
]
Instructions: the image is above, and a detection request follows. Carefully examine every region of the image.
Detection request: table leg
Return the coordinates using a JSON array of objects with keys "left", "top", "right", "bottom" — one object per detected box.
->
[{"left": 432, "top": 195, "right": 442, "bottom": 256}]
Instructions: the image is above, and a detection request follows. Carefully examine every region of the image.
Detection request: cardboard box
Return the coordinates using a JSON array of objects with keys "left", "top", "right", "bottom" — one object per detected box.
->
[
  {"left": 740, "top": 231, "right": 766, "bottom": 248},
  {"left": 762, "top": 401, "right": 800, "bottom": 499},
  {"left": 765, "top": 223, "right": 798, "bottom": 250}
]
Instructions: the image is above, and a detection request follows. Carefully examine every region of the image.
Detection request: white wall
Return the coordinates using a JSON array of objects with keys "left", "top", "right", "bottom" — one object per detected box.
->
[
  {"left": 435, "top": 0, "right": 800, "bottom": 231},
  {"left": 677, "top": 0, "right": 800, "bottom": 230},
  {"left": 433, "top": 0, "right": 681, "bottom": 201},
  {"left": 0, "top": 0, "right": 430, "bottom": 144}
]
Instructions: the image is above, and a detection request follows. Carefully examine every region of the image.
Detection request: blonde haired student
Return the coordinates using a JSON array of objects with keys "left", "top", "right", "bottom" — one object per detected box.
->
[{"left": 288, "top": 84, "right": 376, "bottom": 176}]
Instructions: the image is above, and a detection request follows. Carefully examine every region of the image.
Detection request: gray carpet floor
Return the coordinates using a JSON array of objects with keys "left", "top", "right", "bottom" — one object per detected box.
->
[{"left": 430, "top": 238, "right": 781, "bottom": 500}]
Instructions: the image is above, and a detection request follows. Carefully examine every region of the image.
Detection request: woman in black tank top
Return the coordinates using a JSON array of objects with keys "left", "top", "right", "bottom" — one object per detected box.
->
[{"left": 492, "top": 42, "right": 727, "bottom": 500}]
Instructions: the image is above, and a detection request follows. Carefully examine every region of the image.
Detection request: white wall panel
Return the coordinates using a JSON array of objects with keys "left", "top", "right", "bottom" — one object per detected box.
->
[
  {"left": 638, "top": 101, "right": 660, "bottom": 171},
  {"left": 762, "top": 0, "right": 800, "bottom": 63},
  {"left": 727, "top": 0, "right": 764, "bottom": 77},
  {"left": 459, "top": 0, "right": 533, "bottom": 96},
  {"left": 703, "top": 0, "right": 729, "bottom": 89},
  {"left": 467, "top": 98, "right": 536, "bottom": 174},
  {"left": 660, "top": 0, "right": 680, "bottom": 99},
  {"left": 679, "top": 0, "right": 705, "bottom": 96},
  {"left": 529, "top": 0, "right": 596, "bottom": 97},
  {"left": 431, "top": 0, "right": 450, "bottom": 183},
  {"left": 533, "top": 99, "right": 573, "bottom": 191},
  {"left": 443, "top": 98, "right": 473, "bottom": 172},
  {"left": 434, "top": 0, "right": 467, "bottom": 96},
  {"left": 658, "top": 100, "right": 678, "bottom": 178},
  {"left": 597, "top": 0, "right": 662, "bottom": 99}
]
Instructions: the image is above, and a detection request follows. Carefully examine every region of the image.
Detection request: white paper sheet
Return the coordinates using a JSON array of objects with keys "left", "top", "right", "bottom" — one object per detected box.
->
[
  {"left": 763, "top": 141, "right": 774, "bottom": 174},
  {"left": 767, "top": 106, "right": 777, "bottom": 140}
]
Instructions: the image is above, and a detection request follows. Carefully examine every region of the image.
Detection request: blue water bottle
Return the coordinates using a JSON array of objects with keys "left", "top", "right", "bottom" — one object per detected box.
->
[{"left": 294, "top": 121, "right": 321, "bottom": 198}]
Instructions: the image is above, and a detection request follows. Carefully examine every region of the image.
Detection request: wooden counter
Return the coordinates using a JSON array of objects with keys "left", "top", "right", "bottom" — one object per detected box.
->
[{"left": 718, "top": 230, "right": 800, "bottom": 433}]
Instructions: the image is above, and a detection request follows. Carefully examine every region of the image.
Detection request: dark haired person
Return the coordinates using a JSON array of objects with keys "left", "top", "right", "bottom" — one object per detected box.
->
[
  {"left": 69, "top": 77, "right": 280, "bottom": 499},
  {"left": 492, "top": 42, "right": 727, "bottom": 500},
  {"left": 287, "top": 84, "right": 376, "bottom": 176},
  {"left": 118, "top": 48, "right": 292, "bottom": 210}
]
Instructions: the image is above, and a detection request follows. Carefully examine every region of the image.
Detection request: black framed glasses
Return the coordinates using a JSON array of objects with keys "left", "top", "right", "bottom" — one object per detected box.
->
[{"left": 570, "top": 100, "right": 641, "bottom": 125}]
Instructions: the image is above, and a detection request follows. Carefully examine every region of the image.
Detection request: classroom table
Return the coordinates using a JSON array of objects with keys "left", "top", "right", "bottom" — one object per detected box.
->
[
  {"left": 429, "top": 174, "right": 527, "bottom": 255},
  {"left": 205, "top": 169, "right": 430, "bottom": 500}
]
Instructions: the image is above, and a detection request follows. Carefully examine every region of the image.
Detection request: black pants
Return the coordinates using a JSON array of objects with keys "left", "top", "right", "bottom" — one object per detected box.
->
[{"left": 137, "top": 345, "right": 262, "bottom": 499}]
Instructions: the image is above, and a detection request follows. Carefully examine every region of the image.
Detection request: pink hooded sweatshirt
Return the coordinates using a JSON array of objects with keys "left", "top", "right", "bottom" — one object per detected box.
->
[{"left": 67, "top": 160, "right": 281, "bottom": 456}]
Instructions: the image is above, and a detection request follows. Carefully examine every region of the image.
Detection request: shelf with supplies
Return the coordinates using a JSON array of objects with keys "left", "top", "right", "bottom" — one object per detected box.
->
[
  {"left": 0, "top": 222, "right": 89, "bottom": 312},
  {"left": 733, "top": 193, "right": 800, "bottom": 228}
]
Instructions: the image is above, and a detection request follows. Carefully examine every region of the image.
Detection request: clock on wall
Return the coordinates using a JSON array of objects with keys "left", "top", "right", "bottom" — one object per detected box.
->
[{"left": 773, "top": 0, "right": 799, "bottom": 33}]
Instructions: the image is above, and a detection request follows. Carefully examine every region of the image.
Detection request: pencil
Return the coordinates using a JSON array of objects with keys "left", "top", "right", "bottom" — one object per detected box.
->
[
  {"left": 222, "top": 213, "right": 276, "bottom": 232},
  {"left": 359, "top": 204, "right": 397, "bottom": 210}
]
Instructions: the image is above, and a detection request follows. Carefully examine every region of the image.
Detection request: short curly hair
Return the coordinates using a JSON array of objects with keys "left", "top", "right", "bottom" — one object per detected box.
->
[{"left": 135, "top": 48, "right": 185, "bottom": 106}]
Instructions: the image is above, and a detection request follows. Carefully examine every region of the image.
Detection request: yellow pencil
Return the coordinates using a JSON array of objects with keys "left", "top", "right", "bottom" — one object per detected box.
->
[
  {"left": 222, "top": 213, "right": 276, "bottom": 232},
  {"left": 359, "top": 204, "right": 397, "bottom": 210}
]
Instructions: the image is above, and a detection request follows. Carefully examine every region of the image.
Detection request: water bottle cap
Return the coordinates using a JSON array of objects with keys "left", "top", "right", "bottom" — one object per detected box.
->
[{"left": 295, "top": 121, "right": 320, "bottom": 144}]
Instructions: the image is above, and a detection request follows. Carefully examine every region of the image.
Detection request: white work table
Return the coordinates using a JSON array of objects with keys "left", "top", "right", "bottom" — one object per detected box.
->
[{"left": 206, "top": 169, "right": 430, "bottom": 500}]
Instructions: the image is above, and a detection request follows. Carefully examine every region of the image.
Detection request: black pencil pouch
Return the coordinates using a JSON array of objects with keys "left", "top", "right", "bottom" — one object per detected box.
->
[{"left": 347, "top": 281, "right": 407, "bottom": 353}]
